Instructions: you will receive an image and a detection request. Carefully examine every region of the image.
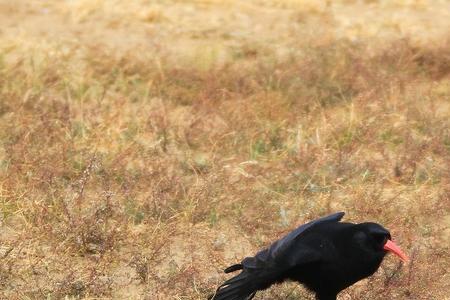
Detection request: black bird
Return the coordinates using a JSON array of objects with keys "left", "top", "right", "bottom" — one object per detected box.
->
[{"left": 210, "top": 212, "right": 408, "bottom": 300}]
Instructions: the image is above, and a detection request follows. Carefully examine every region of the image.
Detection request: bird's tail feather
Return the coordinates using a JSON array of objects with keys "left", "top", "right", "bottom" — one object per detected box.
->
[
  {"left": 224, "top": 264, "right": 243, "bottom": 273},
  {"left": 209, "top": 271, "right": 256, "bottom": 300}
]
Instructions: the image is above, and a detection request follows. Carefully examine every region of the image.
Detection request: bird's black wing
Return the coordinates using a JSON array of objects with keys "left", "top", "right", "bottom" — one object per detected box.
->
[
  {"left": 240, "top": 212, "right": 345, "bottom": 270},
  {"left": 212, "top": 212, "right": 345, "bottom": 300},
  {"left": 269, "top": 211, "right": 345, "bottom": 260}
]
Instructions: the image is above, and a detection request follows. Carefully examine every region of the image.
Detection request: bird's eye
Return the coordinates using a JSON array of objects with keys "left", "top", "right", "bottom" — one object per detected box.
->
[{"left": 373, "top": 234, "right": 387, "bottom": 245}]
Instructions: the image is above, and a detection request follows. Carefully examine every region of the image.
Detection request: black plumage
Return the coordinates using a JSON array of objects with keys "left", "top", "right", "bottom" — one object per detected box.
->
[{"left": 210, "top": 212, "right": 407, "bottom": 300}]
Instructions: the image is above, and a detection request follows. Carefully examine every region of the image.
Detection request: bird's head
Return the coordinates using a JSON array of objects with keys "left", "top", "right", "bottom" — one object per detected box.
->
[{"left": 355, "top": 223, "right": 408, "bottom": 263}]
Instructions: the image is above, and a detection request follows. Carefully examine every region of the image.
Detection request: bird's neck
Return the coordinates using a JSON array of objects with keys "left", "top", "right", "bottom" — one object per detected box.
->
[{"left": 316, "top": 293, "right": 337, "bottom": 300}]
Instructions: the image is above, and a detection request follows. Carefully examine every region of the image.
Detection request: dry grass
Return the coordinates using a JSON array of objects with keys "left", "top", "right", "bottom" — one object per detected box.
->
[{"left": 0, "top": 0, "right": 449, "bottom": 299}]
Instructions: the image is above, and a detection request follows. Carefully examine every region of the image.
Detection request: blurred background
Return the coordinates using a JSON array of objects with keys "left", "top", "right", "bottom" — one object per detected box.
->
[{"left": 0, "top": 1, "right": 449, "bottom": 299}]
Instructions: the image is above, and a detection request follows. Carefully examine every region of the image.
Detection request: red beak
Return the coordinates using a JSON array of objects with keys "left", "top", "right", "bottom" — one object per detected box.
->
[{"left": 383, "top": 240, "right": 408, "bottom": 262}]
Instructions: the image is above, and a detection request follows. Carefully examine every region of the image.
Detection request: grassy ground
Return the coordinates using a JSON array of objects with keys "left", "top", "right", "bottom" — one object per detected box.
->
[{"left": 0, "top": 0, "right": 449, "bottom": 299}]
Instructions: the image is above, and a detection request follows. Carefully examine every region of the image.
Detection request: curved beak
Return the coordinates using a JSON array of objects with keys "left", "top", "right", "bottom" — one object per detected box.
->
[{"left": 383, "top": 240, "right": 408, "bottom": 262}]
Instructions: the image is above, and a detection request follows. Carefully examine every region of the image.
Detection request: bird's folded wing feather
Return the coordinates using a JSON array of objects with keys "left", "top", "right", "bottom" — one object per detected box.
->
[
  {"left": 213, "top": 212, "right": 345, "bottom": 299},
  {"left": 244, "top": 212, "right": 345, "bottom": 270}
]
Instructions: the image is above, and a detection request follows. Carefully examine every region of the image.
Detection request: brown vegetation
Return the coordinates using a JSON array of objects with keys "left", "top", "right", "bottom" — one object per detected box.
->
[{"left": 0, "top": 0, "right": 449, "bottom": 299}]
